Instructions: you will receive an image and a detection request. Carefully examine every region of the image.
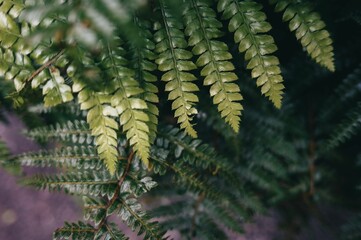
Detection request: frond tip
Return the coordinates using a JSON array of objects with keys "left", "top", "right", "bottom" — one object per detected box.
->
[
  {"left": 218, "top": 0, "right": 285, "bottom": 108},
  {"left": 184, "top": 0, "right": 243, "bottom": 132},
  {"left": 270, "top": 0, "right": 335, "bottom": 71},
  {"left": 155, "top": 0, "right": 199, "bottom": 138}
]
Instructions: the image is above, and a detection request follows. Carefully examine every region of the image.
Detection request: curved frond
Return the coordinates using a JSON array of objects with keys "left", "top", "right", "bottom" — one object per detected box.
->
[
  {"left": 184, "top": 0, "right": 243, "bottom": 132},
  {"left": 72, "top": 78, "right": 119, "bottom": 174},
  {"left": 105, "top": 37, "right": 152, "bottom": 167},
  {"left": 155, "top": 0, "right": 199, "bottom": 137},
  {"left": 129, "top": 18, "right": 159, "bottom": 143},
  {"left": 270, "top": 0, "right": 335, "bottom": 71},
  {"left": 218, "top": 0, "right": 285, "bottom": 108}
]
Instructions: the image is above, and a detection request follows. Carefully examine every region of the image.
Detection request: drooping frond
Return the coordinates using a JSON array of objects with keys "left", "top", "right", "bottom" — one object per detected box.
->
[
  {"left": 128, "top": 18, "right": 159, "bottom": 143},
  {"left": 72, "top": 79, "right": 120, "bottom": 174},
  {"left": 218, "top": 0, "right": 285, "bottom": 108},
  {"left": 105, "top": 37, "right": 152, "bottom": 167},
  {"left": 270, "top": 0, "right": 335, "bottom": 71},
  {"left": 183, "top": 0, "right": 243, "bottom": 132},
  {"left": 155, "top": 0, "right": 199, "bottom": 137}
]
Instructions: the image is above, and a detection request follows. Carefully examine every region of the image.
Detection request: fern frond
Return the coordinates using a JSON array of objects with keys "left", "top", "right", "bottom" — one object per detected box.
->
[
  {"left": 270, "top": 0, "right": 335, "bottom": 71},
  {"left": 111, "top": 194, "right": 166, "bottom": 240},
  {"left": 72, "top": 79, "right": 120, "bottom": 174},
  {"left": 25, "top": 171, "right": 118, "bottom": 197},
  {"left": 327, "top": 102, "right": 361, "bottom": 149},
  {"left": 158, "top": 127, "right": 235, "bottom": 171},
  {"left": 129, "top": 18, "right": 159, "bottom": 143},
  {"left": 105, "top": 37, "right": 152, "bottom": 167},
  {"left": 218, "top": 0, "right": 285, "bottom": 108},
  {"left": 15, "top": 146, "right": 108, "bottom": 170},
  {"left": 102, "top": 222, "right": 129, "bottom": 240},
  {"left": 155, "top": 0, "right": 199, "bottom": 137},
  {"left": 28, "top": 102, "right": 85, "bottom": 117},
  {"left": 152, "top": 153, "right": 250, "bottom": 220},
  {"left": 53, "top": 221, "right": 96, "bottom": 240},
  {"left": 184, "top": 0, "right": 243, "bottom": 132},
  {"left": 26, "top": 120, "right": 92, "bottom": 144}
]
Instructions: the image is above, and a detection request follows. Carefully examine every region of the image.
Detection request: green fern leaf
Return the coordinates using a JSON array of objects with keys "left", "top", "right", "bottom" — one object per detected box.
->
[
  {"left": 73, "top": 79, "right": 119, "bottom": 174},
  {"left": 104, "top": 38, "right": 152, "bottom": 167},
  {"left": 15, "top": 146, "right": 106, "bottom": 170},
  {"left": 53, "top": 222, "right": 96, "bottom": 240},
  {"left": 129, "top": 18, "right": 159, "bottom": 143},
  {"left": 270, "top": 0, "right": 335, "bottom": 71},
  {"left": 0, "top": 1, "right": 23, "bottom": 49},
  {"left": 184, "top": 0, "right": 243, "bottom": 132},
  {"left": 26, "top": 171, "right": 118, "bottom": 197},
  {"left": 218, "top": 0, "right": 285, "bottom": 108},
  {"left": 155, "top": 0, "right": 199, "bottom": 137}
]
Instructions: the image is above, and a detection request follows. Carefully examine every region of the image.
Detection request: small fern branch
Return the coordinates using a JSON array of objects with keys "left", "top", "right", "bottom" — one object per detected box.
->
[
  {"left": 73, "top": 79, "right": 120, "bottom": 174},
  {"left": 53, "top": 222, "right": 96, "bottom": 240},
  {"left": 105, "top": 38, "right": 152, "bottom": 167},
  {"left": 184, "top": 0, "right": 243, "bottom": 132},
  {"left": 155, "top": 0, "right": 199, "bottom": 137},
  {"left": 129, "top": 18, "right": 159, "bottom": 143},
  {"left": 218, "top": 0, "right": 285, "bottom": 108},
  {"left": 26, "top": 120, "right": 92, "bottom": 144},
  {"left": 25, "top": 171, "right": 119, "bottom": 198},
  {"left": 270, "top": 0, "right": 335, "bottom": 71}
]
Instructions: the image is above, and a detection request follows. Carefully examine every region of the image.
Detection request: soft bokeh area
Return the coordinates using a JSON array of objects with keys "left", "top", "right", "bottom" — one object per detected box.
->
[{"left": 0, "top": 113, "right": 81, "bottom": 240}]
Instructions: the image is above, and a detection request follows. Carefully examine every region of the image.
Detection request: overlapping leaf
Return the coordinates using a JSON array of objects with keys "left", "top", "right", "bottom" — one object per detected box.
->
[
  {"left": 128, "top": 18, "right": 159, "bottom": 143},
  {"left": 104, "top": 37, "right": 152, "bottom": 167},
  {"left": 155, "top": 0, "right": 199, "bottom": 137},
  {"left": 183, "top": 0, "right": 243, "bottom": 132},
  {"left": 270, "top": 0, "right": 335, "bottom": 71},
  {"left": 218, "top": 0, "right": 285, "bottom": 108}
]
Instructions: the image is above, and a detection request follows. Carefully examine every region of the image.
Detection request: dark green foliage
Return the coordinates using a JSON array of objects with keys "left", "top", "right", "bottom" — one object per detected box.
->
[{"left": 1, "top": 0, "right": 361, "bottom": 239}]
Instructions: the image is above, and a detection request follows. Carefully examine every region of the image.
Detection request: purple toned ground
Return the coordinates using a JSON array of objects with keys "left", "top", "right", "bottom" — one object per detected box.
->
[
  {"left": 0, "top": 113, "right": 348, "bottom": 239},
  {"left": 0, "top": 113, "right": 81, "bottom": 240}
]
